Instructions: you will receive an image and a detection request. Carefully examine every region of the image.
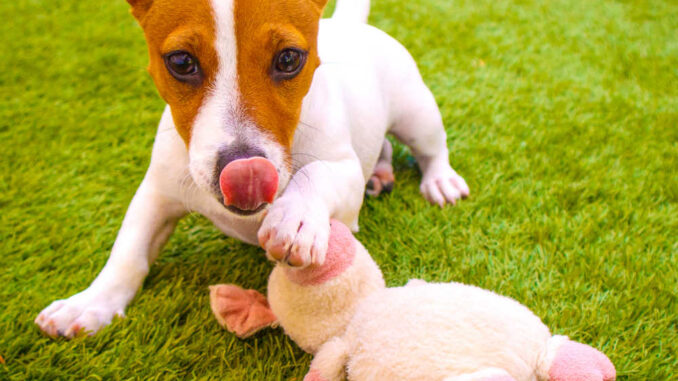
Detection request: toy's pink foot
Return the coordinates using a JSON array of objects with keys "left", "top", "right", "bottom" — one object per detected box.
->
[
  {"left": 209, "top": 284, "right": 277, "bottom": 338},
  {"left": 304, "top": 369, "right": 328, "bottom": 381},
  {"left": 549, "top": 340, "right": 616, "bottom": 381}
]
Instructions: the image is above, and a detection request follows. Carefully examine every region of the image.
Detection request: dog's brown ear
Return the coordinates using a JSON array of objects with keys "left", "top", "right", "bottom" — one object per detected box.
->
[
  {"left": 309, "top": 0, "right": 329, "bottom": 14},
  {"left": 126, "top": 0, "right": 153, "bottom": 20}
]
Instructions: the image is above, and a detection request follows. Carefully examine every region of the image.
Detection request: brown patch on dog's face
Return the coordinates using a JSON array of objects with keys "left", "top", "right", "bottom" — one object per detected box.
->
[
  {"left": 234, "top": 0, "right": 328, "bottom": 151},
  {"left": 127, "top": 0, "right": 328, "bottom": 200},
  {"left": 127, "top": 0, "right": 218, "bottom": 144}
]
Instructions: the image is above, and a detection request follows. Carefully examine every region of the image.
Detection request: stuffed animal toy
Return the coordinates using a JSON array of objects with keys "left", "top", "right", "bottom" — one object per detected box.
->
[{"left": 210, "top": 221, "right": 616, "bottom": 381}]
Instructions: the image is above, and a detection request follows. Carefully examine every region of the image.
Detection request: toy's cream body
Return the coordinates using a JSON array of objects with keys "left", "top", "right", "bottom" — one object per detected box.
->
[{"left": 210, "top": 222, "right": 615, "bottom": 381}]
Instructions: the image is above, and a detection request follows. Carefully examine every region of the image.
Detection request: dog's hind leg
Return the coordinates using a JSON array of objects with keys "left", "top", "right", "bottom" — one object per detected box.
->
[
  {"left": 365, "top": 139, "right": 395, "bottom": 197},
  {"left": 388, "top": 77, "right": 469, "bottom": 207}
]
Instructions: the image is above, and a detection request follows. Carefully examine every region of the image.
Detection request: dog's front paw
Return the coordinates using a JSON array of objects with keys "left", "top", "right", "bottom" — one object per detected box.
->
[
  {"left": 420, "top": 166, "right": 470, "bottom": 207},
  {"left": 258, "top": 194, "right": 330, "bottom": 267},
  {"left": 35, "top": 291, "right": 124, "bottom": 338}
]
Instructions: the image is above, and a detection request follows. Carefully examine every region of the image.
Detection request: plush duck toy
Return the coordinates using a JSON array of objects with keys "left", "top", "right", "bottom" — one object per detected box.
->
[{"left": 210, "top": 221, "right": 615, "bottom": 381}]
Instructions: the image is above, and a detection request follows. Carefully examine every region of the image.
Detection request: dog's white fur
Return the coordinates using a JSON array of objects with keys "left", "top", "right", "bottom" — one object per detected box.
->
[{"left": 35, "top": 0, "right": 469, "bottom": 338}]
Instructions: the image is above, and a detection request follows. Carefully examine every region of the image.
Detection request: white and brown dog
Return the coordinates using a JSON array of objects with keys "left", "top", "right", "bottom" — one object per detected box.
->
[{"left": 35, "top": 0, "right": 469, "bottom": 338}]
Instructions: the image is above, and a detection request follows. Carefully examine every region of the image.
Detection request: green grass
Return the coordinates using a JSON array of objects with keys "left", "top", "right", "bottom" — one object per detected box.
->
[{"left": 1, "top": 0, "right": 676, "bottom": 379}]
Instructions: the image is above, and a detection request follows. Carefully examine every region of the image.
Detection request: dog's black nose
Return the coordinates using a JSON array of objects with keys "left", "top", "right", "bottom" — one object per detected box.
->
[{"left": 215, "top": 143, "right": 267, "bottom": 178}]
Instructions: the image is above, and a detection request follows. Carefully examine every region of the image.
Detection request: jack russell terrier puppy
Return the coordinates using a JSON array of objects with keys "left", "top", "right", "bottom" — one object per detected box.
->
[{"left": 36, "top": 0, "right": 470, "bottom": 338}]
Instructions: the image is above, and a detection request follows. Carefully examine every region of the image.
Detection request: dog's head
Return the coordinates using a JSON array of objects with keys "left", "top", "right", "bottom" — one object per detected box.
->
[{"left": 127, "top": 0, "right": 327, "bottom": 215}]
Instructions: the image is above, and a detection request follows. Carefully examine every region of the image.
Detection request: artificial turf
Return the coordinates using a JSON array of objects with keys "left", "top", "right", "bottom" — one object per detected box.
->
[{"left": 1, "top": 0, "right": 676, "bottom": 379}]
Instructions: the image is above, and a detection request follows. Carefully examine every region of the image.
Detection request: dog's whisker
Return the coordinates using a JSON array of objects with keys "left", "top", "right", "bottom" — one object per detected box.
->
[{"left": 298, "top": 120, "right": 321, "bottom": 132}]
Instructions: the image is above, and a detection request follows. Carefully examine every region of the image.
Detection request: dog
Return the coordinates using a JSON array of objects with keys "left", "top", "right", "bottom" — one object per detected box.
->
[{"left": 35, "top": 0, "right": 470, "bottom": 338}]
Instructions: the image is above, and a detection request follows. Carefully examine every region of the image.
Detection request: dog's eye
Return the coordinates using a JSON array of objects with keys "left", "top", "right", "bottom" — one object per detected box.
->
[
  {"left": 164, "top": 51, "right": 201, "bottom": 84},
  {"left": 272, "top": 48, "right": 306, "bottom": 80},
  {"left": 276, "top": 49, "right": 301, "bottom": 73}
]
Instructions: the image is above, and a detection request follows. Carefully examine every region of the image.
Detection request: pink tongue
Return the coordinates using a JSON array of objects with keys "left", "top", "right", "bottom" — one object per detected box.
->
[{"left": 219, "top": 157, "right": 279, "bottom": 211}]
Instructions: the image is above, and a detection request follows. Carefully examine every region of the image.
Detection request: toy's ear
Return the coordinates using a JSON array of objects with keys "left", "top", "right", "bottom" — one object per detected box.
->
[{"left": 126, "top": 0, "right": 153, "bottom": 20}]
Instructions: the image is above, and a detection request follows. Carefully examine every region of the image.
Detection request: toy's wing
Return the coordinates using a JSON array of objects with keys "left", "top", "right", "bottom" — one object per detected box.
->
[{"left": 209, "top": 284, "right": 278, "bottom": 339}]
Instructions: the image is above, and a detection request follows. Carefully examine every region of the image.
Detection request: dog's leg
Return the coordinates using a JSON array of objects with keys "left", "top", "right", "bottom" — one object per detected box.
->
[
  {"left": 389, "top": 80, "right": 469, "bottom": 207},
  {"left": 365, "top": 139, "right": 395, "bottom": 197},
  {"left": 35, "top": 178, "right": 187, "bottom": 338},
  {"left": 258, "top": 156, "right": 364, "bottom": 268}
]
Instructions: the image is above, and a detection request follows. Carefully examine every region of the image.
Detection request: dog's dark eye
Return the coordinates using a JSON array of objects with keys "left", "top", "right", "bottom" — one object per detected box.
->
[
  {"left": 276, "top": 50, "right": 301, "bottom": 73},
  {"left": 164, "top": 51, "right": 201, "bottom": 84},
  {"left": 272, "top": 48, "right": 306, "bottom": 80}
]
